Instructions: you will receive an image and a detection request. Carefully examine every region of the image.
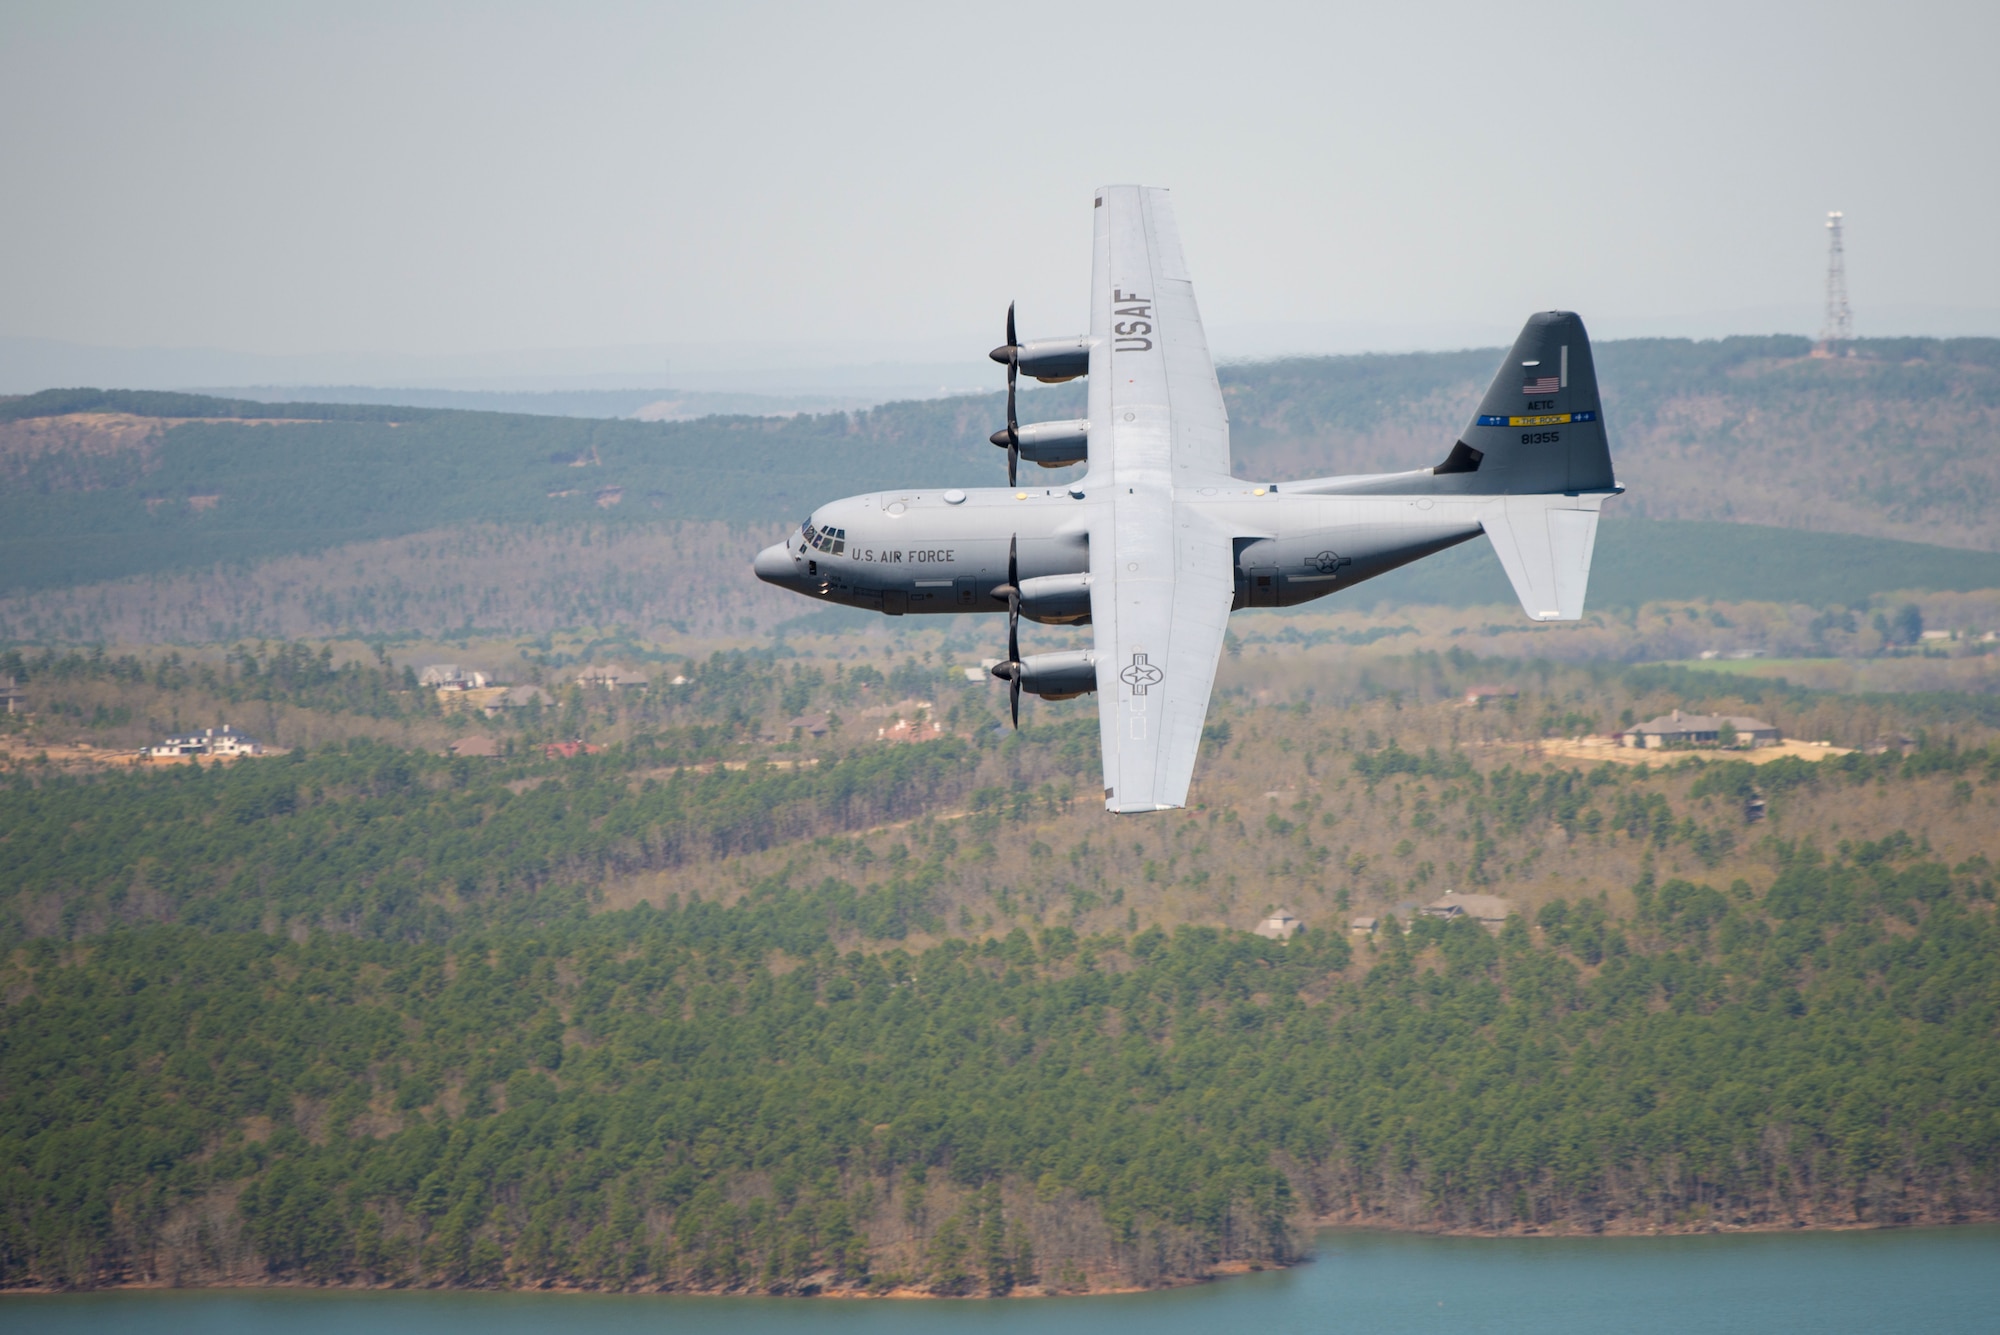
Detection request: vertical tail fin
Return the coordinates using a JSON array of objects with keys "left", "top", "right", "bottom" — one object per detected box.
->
[{"left": 1439, "top": 311, "right": 1616, "bottom": 495}]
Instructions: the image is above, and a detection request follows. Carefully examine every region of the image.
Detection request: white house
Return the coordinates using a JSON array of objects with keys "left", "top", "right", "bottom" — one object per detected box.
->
[
  {"left": 147, "top": 725, "right": 263, "bottom": 760},
  {"left": 420, "top": 665, "right": 491, "bottom": 690},
  {"left": 1254, "top": 908, "right": 1306, "bottom": 940}
]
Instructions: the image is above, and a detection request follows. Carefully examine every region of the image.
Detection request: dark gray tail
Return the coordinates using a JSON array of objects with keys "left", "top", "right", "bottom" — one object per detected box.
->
[{"left": 1434, "top": 311, "right": 1616, "bottom": 495}]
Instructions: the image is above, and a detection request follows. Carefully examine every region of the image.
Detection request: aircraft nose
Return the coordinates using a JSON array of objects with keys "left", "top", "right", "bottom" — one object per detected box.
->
[{"left": 753, "top": 542, "right": 796, "bottom": 586}]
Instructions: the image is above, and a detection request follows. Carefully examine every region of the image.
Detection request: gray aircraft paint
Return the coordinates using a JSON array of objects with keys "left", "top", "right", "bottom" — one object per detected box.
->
[{"left": 755, "top": 187, "right": 1621, "bottom": 812}]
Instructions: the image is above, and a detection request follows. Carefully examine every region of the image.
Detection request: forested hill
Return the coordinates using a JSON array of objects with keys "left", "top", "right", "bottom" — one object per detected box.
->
[
  {"left": 2, "top": 623, "right": 1997, "bottom": 1291},
  {"left": 3, "top": 335, "right": 1997, "bottom": 597},
  {"left": 3, "top": 727, "right": 1997, "bottom": 1292}
]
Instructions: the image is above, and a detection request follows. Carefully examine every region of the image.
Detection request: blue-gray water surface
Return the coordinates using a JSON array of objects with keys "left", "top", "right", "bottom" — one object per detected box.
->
[{"left": 6, "top": 1228, "right": 1997, "bottom": 1335}]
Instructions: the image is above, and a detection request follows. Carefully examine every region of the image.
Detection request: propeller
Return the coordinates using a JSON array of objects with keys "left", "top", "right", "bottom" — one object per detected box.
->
[
  {"left": 989, "top": 534, "right": 1022, "bottom": 727},
  {"left": 989, "top": 302, "right": 1020, "bottom": 487}
]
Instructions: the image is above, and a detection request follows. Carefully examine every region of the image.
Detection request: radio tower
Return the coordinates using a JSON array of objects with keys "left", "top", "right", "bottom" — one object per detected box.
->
[{"left": 1818, "top": 210, "right": 1852, "bottom": 354}]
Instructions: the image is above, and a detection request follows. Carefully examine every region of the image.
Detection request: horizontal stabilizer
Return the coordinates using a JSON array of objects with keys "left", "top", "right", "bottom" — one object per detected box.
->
[{"left": 1481, "top": 494, "right": 1609, "bottom": 621}]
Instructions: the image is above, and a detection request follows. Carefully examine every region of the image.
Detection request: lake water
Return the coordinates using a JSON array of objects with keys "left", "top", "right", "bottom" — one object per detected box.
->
[{"left": 6, "top": 1227, "right": 1997, "bottom": 1335}]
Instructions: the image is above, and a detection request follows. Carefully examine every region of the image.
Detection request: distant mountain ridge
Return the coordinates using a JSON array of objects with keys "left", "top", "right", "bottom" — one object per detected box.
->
[
  {"left": 1219, "top": 335, "right": 2000, "bottom": 552},
  {"left": 2, "top": 336, "right": 1995, "bottom": 611}
]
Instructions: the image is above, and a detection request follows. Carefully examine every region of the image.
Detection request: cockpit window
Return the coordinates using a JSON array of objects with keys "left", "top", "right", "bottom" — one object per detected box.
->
[{"left": 799, "top": 521, "right": 845, "bottom": 556}]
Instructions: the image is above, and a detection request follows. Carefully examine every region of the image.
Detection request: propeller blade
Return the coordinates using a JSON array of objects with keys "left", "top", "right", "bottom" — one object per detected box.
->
[
  {"left": 990, "top": 300, "right": 1019, "bottom": 366},
  {"left": 1006, "top": 537, "right": 1020, "bottom": 658},
  {"left": 986, "top": 302, "right": 1020, "bottom": 485},
  {"left": 1006, "top": 358, "right": 1018, "bottom": 486},
  {"left": 1006, "top": 357, "right": 1019, "bottom": 439},
  {"left": 1006, "top": 533, "right": 1020, "bottom": 728}
]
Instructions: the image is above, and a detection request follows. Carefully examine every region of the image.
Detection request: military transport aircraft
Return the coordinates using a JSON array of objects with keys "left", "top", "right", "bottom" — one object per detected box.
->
[{"left": 754, "top": 185, "right": 1621, "bottom": 814}]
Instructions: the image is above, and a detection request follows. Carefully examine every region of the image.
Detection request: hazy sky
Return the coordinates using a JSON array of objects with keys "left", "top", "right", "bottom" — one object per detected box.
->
[{"left": 3, "top": 0, "right": 1996, "bottom": 366}]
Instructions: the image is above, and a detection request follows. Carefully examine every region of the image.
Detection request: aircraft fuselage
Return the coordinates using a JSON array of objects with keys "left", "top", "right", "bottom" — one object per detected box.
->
[{"left": 752, "top": 476, "right": 1486, "bottom": 620}]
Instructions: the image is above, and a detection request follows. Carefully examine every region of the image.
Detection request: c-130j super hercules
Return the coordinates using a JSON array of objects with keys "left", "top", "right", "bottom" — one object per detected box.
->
[{"left": 755, "top": 185, "right": 1622, "bottom": 814}]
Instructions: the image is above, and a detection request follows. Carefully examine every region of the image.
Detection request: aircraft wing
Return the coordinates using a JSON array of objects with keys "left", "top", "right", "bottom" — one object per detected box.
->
[
  {"left": 1090, "top": 185, "right": 1230, "bottom": 479},
  {"left": 1089, "top": 509, "right": 1235, "bottom": 812},
  {"left": 1087, "top": 186, "right": 1237, "bottom": 813}
]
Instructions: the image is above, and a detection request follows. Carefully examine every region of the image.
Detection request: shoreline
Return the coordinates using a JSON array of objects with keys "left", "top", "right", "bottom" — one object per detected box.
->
[
  {"left": 1307, "top": 1210, "right": 2000, "bottom": 1239},
  {"left": 0, "top": 1278, "right": 1178, "bottom": 1300},
  {"left": 7, "top": 1220, "right": 1996, "bottom": 1299}
]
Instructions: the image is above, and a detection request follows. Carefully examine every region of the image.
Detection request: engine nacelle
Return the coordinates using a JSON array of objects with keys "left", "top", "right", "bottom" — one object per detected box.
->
[
  {"left": 1009, "top": 649, "right": 1098, "bottom": 699},
  {"left": 991, "top": 418, "right": 1088, "bottom": 467},
  {"left": 1014, "top": 337, "right": 1090, "bottom": 383},
  {"left": 1016, "top": 572, "right": 1092, "bottom": 624}
]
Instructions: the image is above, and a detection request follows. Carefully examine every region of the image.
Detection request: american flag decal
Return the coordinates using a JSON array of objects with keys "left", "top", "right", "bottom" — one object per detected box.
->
[{"left": 1522, "top": 375, "right": 1560, "bottom": 395}]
